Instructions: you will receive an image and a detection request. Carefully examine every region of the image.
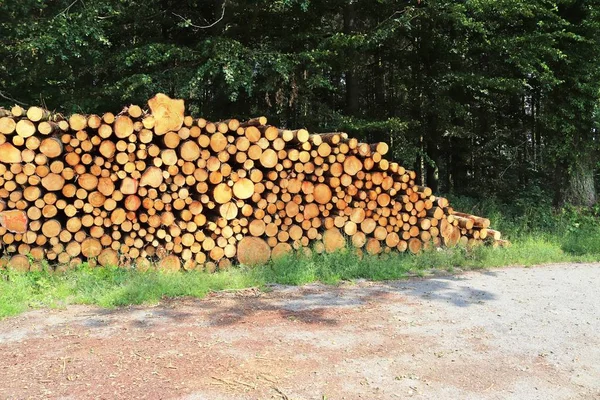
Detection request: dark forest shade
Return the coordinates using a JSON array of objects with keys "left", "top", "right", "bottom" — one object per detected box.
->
[{"left": 1, "top": 0, "right": 600, "bottom": 205}]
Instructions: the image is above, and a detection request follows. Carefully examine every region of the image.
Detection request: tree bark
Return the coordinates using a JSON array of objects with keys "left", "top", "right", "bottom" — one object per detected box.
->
[{"left": 559, "top": 152, "right": 596, "bottom": 206}]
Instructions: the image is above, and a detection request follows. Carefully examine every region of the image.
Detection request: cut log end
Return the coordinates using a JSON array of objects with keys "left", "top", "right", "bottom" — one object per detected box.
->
[{"left": 237, "top": 237, "right": 271, "bottom": 266}]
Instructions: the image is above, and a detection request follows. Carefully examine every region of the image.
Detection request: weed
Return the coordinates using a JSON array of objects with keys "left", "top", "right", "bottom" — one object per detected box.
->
[{"left": 1, "top": 196, "right": 599, "bottom": 319}]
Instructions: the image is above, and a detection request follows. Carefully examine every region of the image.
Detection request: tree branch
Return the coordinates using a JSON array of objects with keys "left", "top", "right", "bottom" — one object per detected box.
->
[
  {"left": 0, "top": 91, "right": 28, "bottom": 106},
  {"left": 54, "top": 0, "right": 81, "bottom": 19},
  {"left": 173, "top": 1, "right": 226, "bottom": 30}
]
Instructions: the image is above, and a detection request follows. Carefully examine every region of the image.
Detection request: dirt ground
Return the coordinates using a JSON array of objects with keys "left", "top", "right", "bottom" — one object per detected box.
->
[{"left": 0, "top": 263, "right": 598, "bottom": 400}]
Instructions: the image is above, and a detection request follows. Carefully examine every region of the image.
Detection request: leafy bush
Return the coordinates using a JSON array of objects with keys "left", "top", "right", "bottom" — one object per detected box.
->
[{"left": 561, "top": 223, "right": 600, "bottom": 256}]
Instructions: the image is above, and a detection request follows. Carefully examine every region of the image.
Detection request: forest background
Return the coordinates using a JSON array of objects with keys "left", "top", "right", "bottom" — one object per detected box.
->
[{"left": 3, "top": 0, "right": 600, "bottom": 247}]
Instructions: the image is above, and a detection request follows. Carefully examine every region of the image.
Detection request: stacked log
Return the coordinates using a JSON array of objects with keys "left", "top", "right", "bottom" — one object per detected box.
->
[{"left": 0, "top": 94, "right": 504, "bottom": 272}]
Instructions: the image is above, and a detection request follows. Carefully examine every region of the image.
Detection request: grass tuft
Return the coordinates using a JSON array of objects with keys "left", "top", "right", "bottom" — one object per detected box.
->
[{"left": 2, "top": 195, "right": 600, "bottom": 319}]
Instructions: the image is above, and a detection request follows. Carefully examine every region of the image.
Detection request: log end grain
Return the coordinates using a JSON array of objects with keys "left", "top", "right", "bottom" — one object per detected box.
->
[
  {"left": 237, "top": 237, "right": 271, "bottom": 266},
  {"left": 158, "top": 255, "right": 181, "bottom": 272},
  {"left": 323, "top": 228, "right": 345, "bottom": 253},
  {"left": 0, "top": 210, "right": 28, "bottom": 233},
  {"left": 8, "top": 254, "right": 30, "bottom": 272},
  {"left": 148, "top": 94, "right": 185, "bottom": 135}
]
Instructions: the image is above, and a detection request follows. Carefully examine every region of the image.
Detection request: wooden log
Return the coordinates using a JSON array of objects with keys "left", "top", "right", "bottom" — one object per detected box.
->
[
  {"left": 232, "top": 178, "right": 255, "bottom": 200},
  {"left": 0, "top": 117, "right": 16, "bottom": 134},
  {"left": 444, "top": 225, "right": 461, "bottom": 247},
  {"left": 158, "top": 255, "right": 181, "bottom": 271},
  {"left": 148, "top": 93, "right": 185, "bottom": 135},
  {"left": 237, "top": 237, "right": 271, "bottom": 266},
  {"left": 451, "top": 211, "right": 491, "bottom": 228},
  {"left": 98, "top": 248, "right": 119, "bottom": 267},
  {"left": 259, "top": 149, "right": 278, "bottom": 168},
  {"left": 8, "top": 254, "right": 30, "bottom": 272},
  {"left": 323, "top": 228, "right": 345, "bottom": 253},
  {"left": 365, "top": 238, "right": 381, "bottom": 255},
  {"left": 219, "top": 202, "right": 239, "bottom": 220},
  {"left": 78, "top": 173, "right": 99, "bottom": 191},
  {"left": 180, "top": 140, "right": 200, "bottom": 161},
  {"left": 38, "top": 121, "right": 59, "bottom": 135},
  {"left": 314, "top": 184, "right": 332, "bottom": 205},
  {"left": 140, "top": 166, "right": 164, "bottom": 188},
  {"left": 486, "top": 229, "right": 502, "bottom": 240},
  {"left": 81, "top": 238, "right": 102, "bottom": 258},
  {"left": 120, "top": 177, "right": 138, "bottom": 195},
  {"left": 26, "top": 106, "right": 50, "bottom": 122},
  {"left": 271, "top": 242, "right": 293, "bottom": 260},
  {"left": 39, "top": 137, "right": 63, "bottom": 158},
  {"left": 240, "top": 116, "right": 267, "bottom": 127},
  {"left": 214, "top": 183, "right": 233, "bottom": 204},
  {"left": 69, "top": 114, "right": 87, "bottom": 130},
  {"left": 41, "top": 219, "right": 61, "bottom": 237},
  {"left": 493, "top": 239, "right": 510, "bottom": 248},
  {"left": 0, "top": 143, "right": 22, "bottom": 163},
  {"left": 41, "top": 173, "right": 65, "bottom": 191},
  {"left": 408, "top": 238, "right": 422, "bottom": 254},
  {"left": 16, "top": 119, "right": 36, "bottom": 137},
  {"left": 455, "top": 216, "right": 475, "bottom": 230},
  {"left": 0, "top": 210, "right": 28, "bottom": 233}
]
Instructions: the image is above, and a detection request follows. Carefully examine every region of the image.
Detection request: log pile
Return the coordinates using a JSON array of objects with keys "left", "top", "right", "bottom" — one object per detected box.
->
[{"left": 0, "top": 94, "right": 505, "bottom": 272}]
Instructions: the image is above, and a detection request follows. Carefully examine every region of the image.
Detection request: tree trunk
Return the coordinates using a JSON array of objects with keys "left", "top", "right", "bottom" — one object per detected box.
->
[
  {"left": 426, "top": 116, "right": 440, "bottom": 193},
  {"left": 559, "top": 152, "right": 596, "bottom": 206}
]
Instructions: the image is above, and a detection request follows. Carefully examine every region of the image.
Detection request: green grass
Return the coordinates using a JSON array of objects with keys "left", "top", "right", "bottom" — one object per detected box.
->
[
  {"left": 1, "top": 229, "right": 599, "bottom": 320},
  {"left": 2, "top": 193, "right": 600, "bottom": 319}
]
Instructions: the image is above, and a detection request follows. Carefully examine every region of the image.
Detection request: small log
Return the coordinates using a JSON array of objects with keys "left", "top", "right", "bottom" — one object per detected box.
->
[
  {"left": 120, "top": 177, "right": 138, "bottom": 195},
  {"left": 97, "top": 249, "right": 119, "bottom": 267},
  {"left": 365, "top": 238, "right": 381, "bottom": 255},
  {"left": 78, "top": 173, "right": 99, "bottom": 191},
  {"left": 408, "top": 238, "right": 422, "bottom": 254},
  {"left": 16, "top": 119, "right": 36, "bottom": 137},
  {"left": 241, "top": 116, "right": 267, "bottom": 127},
  {"left": 38, "top": 121, "right": 59, "bottom": 135},
  {"left": 314, "top": 184, "right": 332, "bottom": 205},
  {"left": 180, "top": 140, "right": 200, "bottom": 161},
  {"left": 26, "top": 106, "right": 50, "bottom": 122},
  {"left": 140, "top": 166, "right": 164, "bottom": 188},
  {"left": 214, "top": 183, "right": 233, "bottom": 204},
  {"left": 69, "top": 114, "right": 87, "bottom": 130},
  {"left": 41, "top": 219, "right": 61, "bottom": 237},
  {"left": 486, "top": 229, "right": 502, "bottom": 240},
  {"left": 39, "top": 137, "right": 63, "bottom": 158},
  {"left": 0, "top": 143, "right": 22, "bottom": 163},
  {"left": 271, "top": 242, "right": 293, "bottom": 260},
  {"left": 41, "top": 173, "right": 65, "bottom": 191},
  {"left": 232, "top": 178, "right": 255, "bottom": 200},
  {"left": 81, "top": 237, "right": 102, "bottom": 258},
  {"left": 0, "top": 117, "right": 16, "bottom": 134}
]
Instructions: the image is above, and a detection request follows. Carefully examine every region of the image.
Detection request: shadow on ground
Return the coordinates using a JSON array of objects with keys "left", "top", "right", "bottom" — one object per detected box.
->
[{"left": 70, "top": 271, "right": 498, "bottom": 332}]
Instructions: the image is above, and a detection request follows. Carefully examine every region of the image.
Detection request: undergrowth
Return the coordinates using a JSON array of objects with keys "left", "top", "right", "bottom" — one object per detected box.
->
[{"left": 1, "top": 195, "right": 600, "bottom": 319}]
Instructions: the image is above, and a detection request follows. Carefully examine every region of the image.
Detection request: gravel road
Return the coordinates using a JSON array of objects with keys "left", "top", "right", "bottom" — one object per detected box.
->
[{"left": 0, "top": 263, "right": 598, "bottom": 399}]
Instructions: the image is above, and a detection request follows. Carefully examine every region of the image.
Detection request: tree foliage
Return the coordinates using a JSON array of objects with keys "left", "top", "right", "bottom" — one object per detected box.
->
[{"left": 1, "top": 0, "right": 600, "bottom": 204}]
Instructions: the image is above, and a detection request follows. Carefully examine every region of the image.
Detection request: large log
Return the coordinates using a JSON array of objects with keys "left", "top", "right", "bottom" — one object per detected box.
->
[
  {"left": 148, "top": 93, "right": 185, "bottom": 135},
  {"left": 237, "top": 237, "right": 271, "bottom": 266},
  {"left": 323, "top": 228, "right": 345, "bottom": 253},
  {"left": 0, "top": 210, "right": 28, "bottom": 233}
]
